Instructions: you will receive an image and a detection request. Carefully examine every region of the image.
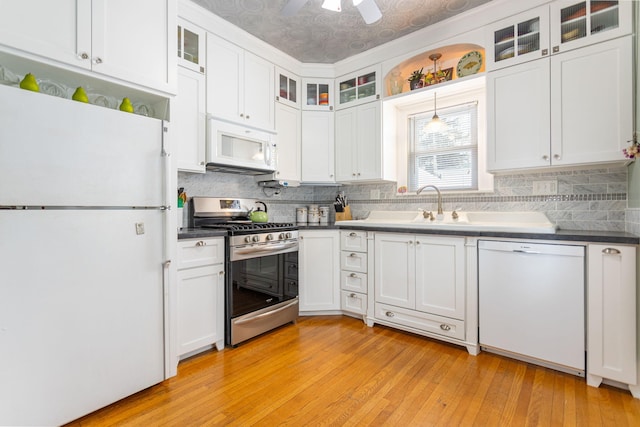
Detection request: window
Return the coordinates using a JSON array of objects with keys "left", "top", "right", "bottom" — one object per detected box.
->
[{"left": 408, "top": 102, "right": 478, "bottom": 191}]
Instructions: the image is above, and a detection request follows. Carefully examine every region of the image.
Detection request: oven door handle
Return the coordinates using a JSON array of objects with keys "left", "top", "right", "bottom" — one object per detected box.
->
[
  {"left": 234, "top": 242, "right": 298, "bottom": 255},
  {"left": 234, "top": 300, "right": 299, "bottom": 325}
]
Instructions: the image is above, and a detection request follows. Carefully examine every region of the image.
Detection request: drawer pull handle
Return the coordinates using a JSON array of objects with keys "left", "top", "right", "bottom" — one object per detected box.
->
[
  {"left": 440, "top": 324, "right": 451, "bottom": 331},
  {"left": 195, "top": 241, "right": 206, "bottom": 247},
  {"left": 385, "top": 311, "right": 395, "bottom": 318},
  {"left": 349, "top": 293, "right": 357, "bottom": 298},
  {"left": 350, "top": 273, "right": 357, "bottom": 278},
  {"left": 349, "top": 253, "right": 357, "bottom": 257},
  {"left": 349, "top": 232, "right": 357, "bottom": 237},
  {"left": 602, "top": 248, "right": 621, "bottom": 255}
]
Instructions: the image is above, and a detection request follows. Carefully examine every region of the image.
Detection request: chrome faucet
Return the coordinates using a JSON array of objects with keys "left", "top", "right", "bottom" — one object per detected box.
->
[{"left": 416, "top": 184, "right": 443, "bottom": 216}]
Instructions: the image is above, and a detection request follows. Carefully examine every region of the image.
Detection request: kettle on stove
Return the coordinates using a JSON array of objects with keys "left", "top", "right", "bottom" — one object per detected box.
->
[{"left": 248, "top": 201, "right": 268, "bottom": 223}]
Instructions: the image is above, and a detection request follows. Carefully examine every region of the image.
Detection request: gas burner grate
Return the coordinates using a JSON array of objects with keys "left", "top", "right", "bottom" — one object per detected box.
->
[{"left": 199, "top": 222, "right": 296, "bottom": 232}]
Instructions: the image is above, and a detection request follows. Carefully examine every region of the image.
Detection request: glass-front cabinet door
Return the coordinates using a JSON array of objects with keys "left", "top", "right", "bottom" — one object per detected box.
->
[
  {"left": 302, "top": 78, "right": 333, "bottom": 111},
  {"left": 550, "top": 0, "right": 632, "bottom": 54},
  {"left": 177, "top": 18, "right": 205, "bottom": 73},
  {"left": 276, "top": 68, "right": 300, "bottom": 109},
  {"left": 486, "top": 6, "right": 549, "bottom": 71},
  {"left": 335, "top": 65, "right": 380, "bottom": 109}
]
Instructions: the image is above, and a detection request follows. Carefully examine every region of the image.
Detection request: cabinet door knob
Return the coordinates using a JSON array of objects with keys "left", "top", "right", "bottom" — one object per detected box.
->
[
  {"left": 541, "top": 49, "right": 548, "bottom": 56},
  {"left": 385, "top": 311, "right": 395, "bottom": 318},
  {"left": 542, "top": 155, "right": 549, "bottom": 161},
  {"left": 240, "top": 113, "right": 244, "bottom": 118},
  {"left": 553, "top": 46, "right": 560, "bottom": 53},
  {"left": 246, "top": 115, "right": 250, "bottom": 119},
  {"left": 92, "top": 57, "right": 103, "bottom": 64},
  {"left": 350, "top": 273, "right": 357, "bottom": 278},
  {"left": 602, "top": 248, "right": 621, "bottom": 255},
  {"left": 349, "top": 293, "right": 357, "bottom": 298},
  {"left": 553, "top": 154, "right": 561, "bottom": 160},
  {"left": 78, "top": 52, "right": 89, "bottom": 60},
  {"left": 440, "top": 324, "right": 452, "bottom": 331},
  {"left": 349, "top": 232, "right": 357, "bottom": 237},
  {"left": 218, "top": 270, "right": 225, "bottom": 276}
]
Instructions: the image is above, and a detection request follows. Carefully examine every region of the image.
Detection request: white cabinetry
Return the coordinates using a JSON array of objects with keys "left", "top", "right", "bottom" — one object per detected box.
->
[
  {"left": 299, "top": 230, "right": 340, "bottom": 313},
  {"left": 550, "top": 0, "right": 633, "bottom": 54},
  {"left": 335, "top": 101, "right": 389, "bottom": 182},
  {"left": 340, "top": 231, "right": 368, "bottom": 318},
  {"left": 303, "top": 78, "right": 334, "bottom": 111},
  {"left": 177, "top": 18, "right": 205, "bottom": 73},
  {"left": 276, "top": 68, "right": 300, "bottom": 109},
  {"left": 301, "top": 111, "right": 335, "bottom": 183},
  {"left": 0, "top": 0, "right": 176, "bottom": 93},
  {"left": 274, "top": 102, "right": 302, "bottom": 182},
  {"left": 177, "top": 238, "right": 225, "bottom": 357},
  {"left": 336, "top": 66, "right": 380, "bottom": 109},
  {"left": 487, "top": 36, "right": 632, "bottom": 171},
  {"left": 587, "top": 244, "right": 637, "bottom": 394},
  {"left": 373, "top": 233, "right": 466, "bottom": 342},
  {"left": 175, "top": 67, "right": 206, "bottom": 173},
  {"left": 206, "top": 33, "right": 274, "bottom": 131}
]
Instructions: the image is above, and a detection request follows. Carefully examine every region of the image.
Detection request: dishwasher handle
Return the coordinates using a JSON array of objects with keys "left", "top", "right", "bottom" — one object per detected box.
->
[{"left": 513, "top": 249, "right": 541, "bottom": 254}]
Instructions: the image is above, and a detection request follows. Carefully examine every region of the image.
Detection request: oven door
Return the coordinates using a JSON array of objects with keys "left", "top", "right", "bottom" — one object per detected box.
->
[{"left": 227, "top": 244, "right": 298, "bottom": 345}]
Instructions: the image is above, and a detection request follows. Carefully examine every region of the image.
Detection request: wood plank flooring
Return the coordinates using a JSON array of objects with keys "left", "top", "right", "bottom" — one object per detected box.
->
[{"left": 67, "top": 315, "right": 640, "bottom": 426}]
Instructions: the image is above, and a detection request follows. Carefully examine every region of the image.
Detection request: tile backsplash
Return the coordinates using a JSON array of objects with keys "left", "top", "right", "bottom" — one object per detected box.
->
[{"left": 179, "top": 165, "right": 635, "bottom": 234}]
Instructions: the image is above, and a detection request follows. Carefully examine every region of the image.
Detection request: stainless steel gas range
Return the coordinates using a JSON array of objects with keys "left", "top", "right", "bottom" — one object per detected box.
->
[{"left": 190, "top": 197, "right": 298, "bottom": 346}]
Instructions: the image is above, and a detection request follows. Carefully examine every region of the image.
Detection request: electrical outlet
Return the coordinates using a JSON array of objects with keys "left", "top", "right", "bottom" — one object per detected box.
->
[
  {"left": 135, "top": 222, "right": 145, "bottom": 235},
  {"left": 370, "top": 189, "right": 381, "bottom": 199},
  {"left": 532, "top": 180, "right": 558, "bottom": 195}
]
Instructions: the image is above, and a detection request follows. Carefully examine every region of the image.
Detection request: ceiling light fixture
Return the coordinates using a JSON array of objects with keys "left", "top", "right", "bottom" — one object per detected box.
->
[{"left": 322, "top": 0, "right": 341, "bottom": 12}]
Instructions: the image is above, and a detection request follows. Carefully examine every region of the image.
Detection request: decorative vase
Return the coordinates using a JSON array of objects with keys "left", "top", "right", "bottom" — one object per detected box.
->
[
  {"left": 409, "top": 80, "right": 423, "bottom": 90},
  {"left": 389, "top": 70, "right": 404, "bottom": 95}
]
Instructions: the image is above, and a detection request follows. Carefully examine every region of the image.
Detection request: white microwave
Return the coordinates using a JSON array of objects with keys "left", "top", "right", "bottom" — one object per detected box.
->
[{"left": 206, "top": 118, "right": 276, "bottom": 174}]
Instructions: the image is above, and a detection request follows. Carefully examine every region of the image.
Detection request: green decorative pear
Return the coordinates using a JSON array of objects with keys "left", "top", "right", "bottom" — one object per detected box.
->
[
  {"left": 119, "top": 97, "right": 134, "bottom": 113},
  {"left": 72, "top": 87, "right": 89, "bottom": 103},
  {"left": 19, "top": 73, "right": 39, "bottom": 92}
]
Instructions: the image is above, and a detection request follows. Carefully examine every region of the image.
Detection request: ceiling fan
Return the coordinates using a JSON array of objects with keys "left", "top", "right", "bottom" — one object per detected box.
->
[{"left": 281, "top": 0, "right": 382, "bottom": 24}]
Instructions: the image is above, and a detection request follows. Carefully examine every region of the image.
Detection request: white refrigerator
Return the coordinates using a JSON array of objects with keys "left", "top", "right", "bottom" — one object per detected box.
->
[{"left": 0, "top": 84, "right": 168, "bottom": 425}]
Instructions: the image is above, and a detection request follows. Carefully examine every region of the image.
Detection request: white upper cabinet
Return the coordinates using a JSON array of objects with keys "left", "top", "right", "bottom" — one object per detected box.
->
[
  {"left": 550, "top": 0, "right": 633, "bottom": 54},
  {"left": 206, "top": 33, "right": 275, "bottom": 131},
  {"left": 301, "top": 110, "right": 335, "bottom": 184},
  {"left": 335, "top": 65, "right": 381, "bottom": 110},
  {"left": 177, "top": 18, "right": 206, "bottom": 74},
  {"left": 276, "top": 68, "right": 300, "bottom": 109},
  {"left": 303, "top": 78, "right": 334, "bottom": 111},
  {"left": 0, "top": 0, "right": 176, "bottom": 94},
  {"left": 486, "top": 5, "right": 550, "bottom": 71},
  {"left": 175, "top": 67, "right": 206, "bottom": 173},
  {"left": 274, "top": 102, "right": 302, "bottom": 182},
  {"left": 335, "top": 101, "right": 386, "bottom": 182},
  {"left": 550, "top": 36, "right": 632, "bottom": 166}
]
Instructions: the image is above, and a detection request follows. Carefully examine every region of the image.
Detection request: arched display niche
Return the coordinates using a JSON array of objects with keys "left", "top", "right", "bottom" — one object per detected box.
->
[{"left": 384, "top": 43, "right": 485, "bottom": 98}]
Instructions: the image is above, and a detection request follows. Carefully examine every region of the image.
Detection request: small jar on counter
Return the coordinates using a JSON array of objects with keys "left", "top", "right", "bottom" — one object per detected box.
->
[
  {"left": 319, "top": 206, "right": 329, "bottom": 224},
  {"left": 307, "top": 205, "right": 320, "bottom": 223},
  {"left": 296, "top": 207, "right": 308, "bottom": 223}
]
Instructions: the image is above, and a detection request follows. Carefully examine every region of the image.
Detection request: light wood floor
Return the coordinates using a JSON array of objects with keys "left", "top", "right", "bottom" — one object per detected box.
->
[{"left": 67, "top": 315, "right": 640, "bottom": 426}]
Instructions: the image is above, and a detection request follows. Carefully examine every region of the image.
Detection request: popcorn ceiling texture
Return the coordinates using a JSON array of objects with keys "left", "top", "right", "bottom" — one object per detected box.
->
[{"left": 179, "top": 165, "right": 634, "bottom": 233}]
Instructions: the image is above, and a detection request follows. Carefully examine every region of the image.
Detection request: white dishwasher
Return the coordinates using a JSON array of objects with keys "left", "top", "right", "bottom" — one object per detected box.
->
[{"left": 478, "top": 240, "right": 585, "bottom": 376}]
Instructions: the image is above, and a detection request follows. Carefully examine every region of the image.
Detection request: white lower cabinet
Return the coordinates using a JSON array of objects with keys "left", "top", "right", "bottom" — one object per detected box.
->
[
  {"left": 340, "top": 230, "right": 368, "bottom": 317},
  {"left": 372, "top": 232, "right": 471, "bottom": 350},
  {"left": 299, "top": 230, "right": 340, "bottom": 313},
  {"left": 177, "top": 237, "right": 225, "bottom": 358},
  {"left": 587, "top": 243, "right": 637, "bottom": 395}
]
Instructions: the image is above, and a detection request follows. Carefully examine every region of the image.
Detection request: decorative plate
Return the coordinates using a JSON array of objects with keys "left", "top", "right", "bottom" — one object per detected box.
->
[{"left": 457, "top": 51, "right": 483, "bottom": 78}]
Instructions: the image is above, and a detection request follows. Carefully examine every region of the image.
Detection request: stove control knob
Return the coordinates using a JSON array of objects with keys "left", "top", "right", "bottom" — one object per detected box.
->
[
  {"left": 266, "top": 234, "right": 274, "bottom": 241},
  {"left": 279, "top": 233, "right": 286, "bottom": 240},
  {"left": 252, "top": 235, "right": 260, "bottom": 242},
  {"left": 244, "top": 236, "right": 252, "bottom": 243},
  {"left": 286, "top": 232, "right": 293, "bottom": 239}
]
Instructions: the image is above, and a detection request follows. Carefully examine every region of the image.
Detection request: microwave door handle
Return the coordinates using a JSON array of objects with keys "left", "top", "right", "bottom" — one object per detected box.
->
[{"left": 264, "top": 143, "right": 272, "bottom": 166}]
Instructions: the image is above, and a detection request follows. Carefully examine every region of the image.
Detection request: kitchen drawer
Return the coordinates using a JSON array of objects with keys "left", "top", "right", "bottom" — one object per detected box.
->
[
  {"left": 341, "top": 290, "right": 367, "bottom": 315},
  {"left": 340, "top": 270, "right": 367, "bottom": 293},
  {"left": 375, "top": 302, "right": 465, "bottom": 341},
  {"left": 341, "top": 250, "right": 368, "bottom": 273},
  {"left": 341, "top": 230, "right": 367, "bottom": 252},
  {"left": 177, "top": 237, "right": 225, "bottom": 270}
]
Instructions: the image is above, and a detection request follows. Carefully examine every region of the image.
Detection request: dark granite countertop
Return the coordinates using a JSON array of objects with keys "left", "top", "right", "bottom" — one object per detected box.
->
[{"left": 179, "top": 223, "right": 638, "bottom": 245}]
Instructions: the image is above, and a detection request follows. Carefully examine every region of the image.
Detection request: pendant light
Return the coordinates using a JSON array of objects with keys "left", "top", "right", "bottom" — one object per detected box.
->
[
  {"left": 322, "top": 0, "right": 341, "bottom": 12},
  {"left": 426, "top": 92, "right": 447, "bottom": 133}
]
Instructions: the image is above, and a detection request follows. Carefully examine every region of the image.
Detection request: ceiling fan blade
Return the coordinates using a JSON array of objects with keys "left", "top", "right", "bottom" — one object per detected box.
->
[
  {"left": 355, "top": 0, "right": 382, "bottom": 24},
  {"left": 281, "top": 0, "right": 310, "bottom": 17}
]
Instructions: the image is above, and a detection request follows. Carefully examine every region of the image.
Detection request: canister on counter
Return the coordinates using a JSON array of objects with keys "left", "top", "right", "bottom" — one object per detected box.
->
[
  {"left": 307, "top": 205, "right": 320, "bottom": 223},
  {"left": 296, "top": 207, "right": 308, "bottom": 223},
  {"left": 319, "top": 206, "right": 329, "bottom": 224}
]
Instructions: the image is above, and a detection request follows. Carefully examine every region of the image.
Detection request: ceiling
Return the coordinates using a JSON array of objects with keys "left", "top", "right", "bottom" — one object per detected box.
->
[{"left": 190, "top": 0, "right": 494, "bottom": 63}]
